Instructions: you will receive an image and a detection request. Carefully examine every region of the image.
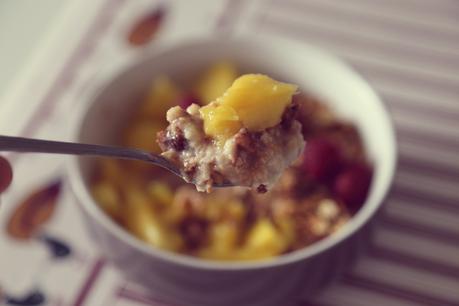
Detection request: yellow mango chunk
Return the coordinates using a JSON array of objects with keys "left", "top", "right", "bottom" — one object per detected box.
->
[
  {"left": 195, "top": 62, "right": 238, "bottom": 104},
  {"left": 222, "top": 74, "right": 297, "bottom": 131},
  {"left": 224, "top": 200, "right": 246, "bottom": 222},
  {"left": 200, "top": 103, "right": 242, "bottom": 144},
  {"left": 92, "top": 181, "right": 121, "bottom": 220},
  {"left": 198, "top": 222, "right": 240, "bottom": 260},
  {"left": 210, "top": 222, "right": 239, "bottom": 252},
  {"left": 276, "top": 218, "right": 296, "bottom": 245},
  {"left": 199, "top": 74, "right": 297, "bottom": 143},
  {"left": 239, "top": 218, "right": 287, "bottom": 259},
  {"left": 147, "top": 181, "right": 174, "bottom": 206},
  {"left": 124, "top": 188, "right": 183, "bottom": 251},
  {"left": 140, "top": 76, "right": 181, "bottom": 120}
]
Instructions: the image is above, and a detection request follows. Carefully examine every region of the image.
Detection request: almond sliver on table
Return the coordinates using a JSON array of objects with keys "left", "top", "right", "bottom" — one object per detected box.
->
[{"left": 0, "top": 0, "right": 458, "bottom": 306}]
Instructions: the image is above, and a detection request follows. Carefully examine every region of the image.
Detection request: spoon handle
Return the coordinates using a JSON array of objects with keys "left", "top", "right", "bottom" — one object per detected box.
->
[
  {"left": 0, "top": 135, "right": 134, "bottom": 157},
  {"left": 0, "top": 135, "right": 179, "bottom": 174}
]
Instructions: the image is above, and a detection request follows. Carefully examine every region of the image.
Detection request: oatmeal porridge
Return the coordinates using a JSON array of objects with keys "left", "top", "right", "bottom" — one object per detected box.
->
[{"left": 157, "top": 74, "right": 305, "bottom": 192}]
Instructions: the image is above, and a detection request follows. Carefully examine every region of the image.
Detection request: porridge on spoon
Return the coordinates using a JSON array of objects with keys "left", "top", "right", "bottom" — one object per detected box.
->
[{"left": 157, "top": 74, "right": 305, "bottom": 192}]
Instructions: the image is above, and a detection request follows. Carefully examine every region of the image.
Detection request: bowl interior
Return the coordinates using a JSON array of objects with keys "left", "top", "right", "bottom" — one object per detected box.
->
[{"left": 75, "top": 36, "right": 396, "bottom": 269}]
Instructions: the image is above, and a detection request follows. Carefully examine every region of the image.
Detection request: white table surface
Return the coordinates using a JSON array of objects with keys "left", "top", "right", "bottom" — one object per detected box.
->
[{"left": 0, "top": 0, "right": 65, "bottom": 94}]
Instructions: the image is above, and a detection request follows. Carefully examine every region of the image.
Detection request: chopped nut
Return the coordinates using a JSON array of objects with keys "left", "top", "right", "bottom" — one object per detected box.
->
[
  {"left": 166, "top": 106, "right": 186, "bottom": 122},
  {"left": 316, "top": 199, "right": 339, "bottom": 220},
  {"left": 186, "top": 103, "right": 201, "bottom": 115}
]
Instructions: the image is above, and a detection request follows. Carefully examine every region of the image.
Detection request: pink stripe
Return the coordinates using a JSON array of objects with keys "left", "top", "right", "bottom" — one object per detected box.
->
[
  {"left": 390, "top": 185, "right": 459, "bottom": 213},
  {"left": 369, "top": 244, "right": 459, "bottom": 280},
  {"left": 72, "top": 258, "right": 106, "bottom": 306},
  {"left": 397, "top": 128, "right": 459, "bottom": 152},
  {"left": 9, "top": 0, "right": 124, "bottom": 164},
  {"left": 397, "top": 157, "right": 459, "bottom": 182},
  {"left": 398, "top": 150, "right": 459, "bottom": 175},
  {"left": 342, "top": 273, "right": 458, "bottom": 306},
  {"left": 377, "top": 213, "right": 459, "bottom": 249},
  {"left": 383, "top": 93, "right": 459, "bottom": 123}
]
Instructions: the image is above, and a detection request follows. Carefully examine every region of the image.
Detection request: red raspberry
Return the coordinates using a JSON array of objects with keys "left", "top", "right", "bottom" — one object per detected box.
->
[
  {"left": 303, "top": 137, "right": 342, "bottom": 183},
  {"left": 333, "top": 163, "right": 372, "bottom": 211}
]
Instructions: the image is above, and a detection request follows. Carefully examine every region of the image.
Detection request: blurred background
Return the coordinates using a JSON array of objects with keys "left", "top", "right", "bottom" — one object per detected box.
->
[
  {"left": 0, "top": 0, "right": 458, "bottom": 306},
  {"left": 0, "top": 0, "right": 63, "bottom": 93}
]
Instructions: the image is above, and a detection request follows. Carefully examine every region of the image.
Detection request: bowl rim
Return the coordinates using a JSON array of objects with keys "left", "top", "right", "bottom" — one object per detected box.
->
[{"left": 68, "top": 34, "right": 397, "bottom": 271}]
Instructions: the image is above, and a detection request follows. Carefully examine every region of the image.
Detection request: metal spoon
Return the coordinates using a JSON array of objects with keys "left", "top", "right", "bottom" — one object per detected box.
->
[{"left": 0, "top": 135, "right": 232, "bottom": 187}]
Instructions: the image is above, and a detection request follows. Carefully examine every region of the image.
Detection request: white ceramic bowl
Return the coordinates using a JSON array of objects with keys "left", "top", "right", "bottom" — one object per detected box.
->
[{"left": 68, "top": 35, "right": 396, "bottom": 306}]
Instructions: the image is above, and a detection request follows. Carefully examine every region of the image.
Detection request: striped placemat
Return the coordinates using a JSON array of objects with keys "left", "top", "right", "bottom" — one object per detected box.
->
[
  {"left": 231, "top": 0, "right": 459, "bottom": 305},
  {"left": 0, "top": 1, "right": 457, "bottom": 305}
]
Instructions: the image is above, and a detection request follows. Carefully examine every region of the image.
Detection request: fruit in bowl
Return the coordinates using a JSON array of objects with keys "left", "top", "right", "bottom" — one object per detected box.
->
[{"left": 90, "top": 61, "right": 373, "bottom": 261}]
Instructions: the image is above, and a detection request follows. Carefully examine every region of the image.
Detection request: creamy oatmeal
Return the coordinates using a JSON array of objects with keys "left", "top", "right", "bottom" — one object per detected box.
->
[{"left": 158, "top": 74, "right": 305, "bottom": 192}]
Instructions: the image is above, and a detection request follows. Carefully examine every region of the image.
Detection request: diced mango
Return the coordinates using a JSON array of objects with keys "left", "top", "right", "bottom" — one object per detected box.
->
[
  {"left": 124, "top": 187, "right": 183, "bottom": 251},
  {"left": 210, "top": 222, "right": 239, "bottom": 252},
  {"left": 203, "top": 199, "right": 224, "bottom": 221},
  {"left": 147, "top": 181, "right": 174, "bottom": 206},
  {"left": 239, "top": 218, "right": 287, "bottom": 259},
  {"left": 140, "top": 76, "right": 181, "bottom": 120},
  {"left": 225, "top": 200, "right": 246, "bottom": 222},
  {"left": 195, "top": 62, "right": 238, "bottom": 104},
  {"left": 198, "top": 222, "right": 240, "bottom": 260},
  {"left": 123, "top": 120, "right": 165, "bottom": 153},
  {"left": 220, "top": 74, "right": 297, "bottom": 131},
  {"left": 199, "top": 74, "right": 297, "bottom": 143},
  {"left": 92, "top": 181, "right": 121, "bottom": 220},
  {"left": 200, "top": 103, "right": 242, "bottom": 144}
]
